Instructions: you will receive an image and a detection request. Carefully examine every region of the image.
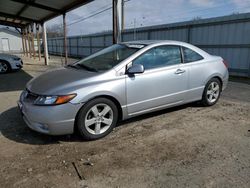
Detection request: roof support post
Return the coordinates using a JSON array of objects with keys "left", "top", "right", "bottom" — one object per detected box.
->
[
  {"left": 24, "top": 29, "right": 28, "bottom": 57},
  {"left": 31, "top": 24, "right": 36, "bottom": 59},
  {"left": 63, "top": 13, "right": 68, "bottom": 65},
  {"left": 36, "top": 24, "right": 41, "bottom": 61},
  {"left": 42, "top": 22, "right": 49, "bottom": 65},
  {"left": 112, "top": 0, "right": 122, "bottom": 44},
  {"left": 28, "top": 27, "right": 32, "bottom": 58},
  {"left": 21, "top": 29, "right": 25, "bottom": 56}
]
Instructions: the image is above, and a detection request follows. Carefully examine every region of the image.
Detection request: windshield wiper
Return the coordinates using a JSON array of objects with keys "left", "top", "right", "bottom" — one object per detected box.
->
[
  {"left": 76, "top": 64, "right": 98, "bottom": 72},
  {"left": 66, "top": 64, "right": 78, "bottom": 69},
  {"left": 66, "top": 63, "right": 98, "bottom": 72}
]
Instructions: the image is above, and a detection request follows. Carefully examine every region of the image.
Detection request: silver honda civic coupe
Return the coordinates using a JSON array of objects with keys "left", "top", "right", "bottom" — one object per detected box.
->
[{"left": 18, "top": 40, "right": 228, "bottom": 140}]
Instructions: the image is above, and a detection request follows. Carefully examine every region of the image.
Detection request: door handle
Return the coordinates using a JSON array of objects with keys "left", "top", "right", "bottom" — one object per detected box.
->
[{"left": 175, "top": 69, "right": 186, "bottom": 74}]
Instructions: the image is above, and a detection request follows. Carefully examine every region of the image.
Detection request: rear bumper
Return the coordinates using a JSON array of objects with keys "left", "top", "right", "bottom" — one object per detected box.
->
[
  {"left": 222, "top": 70, "right": 229, "bottom": 91},
  {"left": 18, "top": 100, "right": 82, "bottom": 135}
]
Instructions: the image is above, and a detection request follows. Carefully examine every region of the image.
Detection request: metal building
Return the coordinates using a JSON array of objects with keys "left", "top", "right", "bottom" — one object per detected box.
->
[
  {"left": 48, "top": 12, "right": 250, "bottom": 78},
  {"left": 0, "top": 27, "right": 22, "bottom": 53}
]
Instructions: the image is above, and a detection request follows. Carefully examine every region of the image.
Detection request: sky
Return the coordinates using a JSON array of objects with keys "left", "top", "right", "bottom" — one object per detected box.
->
[
  {"left": 46, "top": 0, "right": 250, "bottom": 36},
  {"left": 2, "top": 0, "right": 250, "bottom": 35}
]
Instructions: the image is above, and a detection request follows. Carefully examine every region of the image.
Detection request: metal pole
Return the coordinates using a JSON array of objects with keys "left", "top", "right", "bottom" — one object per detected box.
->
[
  {"left": 42, "top": 22, "right": 49, "bottom": 65},
  {"left": 113, "top": 0, "right": 117, "bottom": 44},
  {"left": 113, "top": 0, "right": 122, "bottom": 44},
  {"left": 121, "top": 0, "right": 125, "bottom": 31},
  {"left": 63, "top": 13, "right": 68, "bottom": 65},
  {"left": 36, "top": 24, "right": 41, "bottom": 61}
]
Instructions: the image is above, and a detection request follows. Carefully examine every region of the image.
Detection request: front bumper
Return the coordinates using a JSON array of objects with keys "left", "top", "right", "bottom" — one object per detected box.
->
[
  {"left": 18, "top": 99, "right": 82, "bottom": 135},
  {"left": 11, "top": 59, "right": 23, "bottom": 70}
]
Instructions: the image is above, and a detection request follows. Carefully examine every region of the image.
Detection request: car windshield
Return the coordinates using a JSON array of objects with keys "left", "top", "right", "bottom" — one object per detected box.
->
[{"left": 71, "top": 44, "right": 144, "bottom": 72}]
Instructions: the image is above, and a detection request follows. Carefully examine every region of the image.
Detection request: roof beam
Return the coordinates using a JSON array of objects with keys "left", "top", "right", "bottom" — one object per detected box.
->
[
  {"left": 20, "top": 20, "right": 28, "bottom": 24},
  {"left": 16, "top": 3, "right": 30, "bottom": 16},
  {"left": 15, "top": 27, "right": 21, "bottom": 34},
  {"left": 13, "top": 1, "right": 31, "bottom": 23},
  {"left": 0, "top": 20, "right": 25, "bottom": 28},
  {"left": 60, "top": 0, "right": 94, "bottom": 13},
  {"left": 41, "top": 0, "right": 93, "bottom": 22},
  {"left": 11, "top": 0, "right": 63, "bottom": 13},
  {"left": 0, "top": 12, "right": 38, "bottom": 23},
  {"left": 0, "top": 0, "right": 93, "bottom": 26}
]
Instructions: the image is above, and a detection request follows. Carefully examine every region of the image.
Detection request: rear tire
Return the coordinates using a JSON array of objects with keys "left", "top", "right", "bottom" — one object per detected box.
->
[
  {"left": 201, "top": 78, "right": 221, "bottom": 106},
  {"left": 77, "top": 98, "right": 118, "bottom": 140},
  {"left": 0, "top": 61, "right": 10, "bottom": 73}
]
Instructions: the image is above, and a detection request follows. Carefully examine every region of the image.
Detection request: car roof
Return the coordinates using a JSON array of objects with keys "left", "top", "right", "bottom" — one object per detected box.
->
[
  {"left": 122, "top": 40, "right": 191, "bottom": 46},
  {"left": 122, "top": 40, "right": 210, "bottom": 58}
]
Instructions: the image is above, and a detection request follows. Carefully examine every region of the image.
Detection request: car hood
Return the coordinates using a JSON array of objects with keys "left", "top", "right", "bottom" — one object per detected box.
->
[
  {"left": 26, "top": 67, "right": 103, "bottom": 95},
  {"left": 0, "top": 53, "right": 19, "bottom": 60}
]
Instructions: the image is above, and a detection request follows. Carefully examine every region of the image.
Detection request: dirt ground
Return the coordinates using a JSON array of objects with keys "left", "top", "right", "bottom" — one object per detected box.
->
[{"left": 0, "top": 55, "right": 250, "bottom": 188}]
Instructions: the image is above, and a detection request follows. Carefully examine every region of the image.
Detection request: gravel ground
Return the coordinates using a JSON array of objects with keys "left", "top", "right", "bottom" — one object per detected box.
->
[{"left": 0, "top": 56, "right": 249, "bottom": 188}]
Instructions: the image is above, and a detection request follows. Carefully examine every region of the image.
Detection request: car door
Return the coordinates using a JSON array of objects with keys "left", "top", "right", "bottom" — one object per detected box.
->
[
  {"left": 181, "top": 46, "right": 206, "bottom": 102},
  {"left": 126, "top": 45, "right": 188, "bottom": 116}
]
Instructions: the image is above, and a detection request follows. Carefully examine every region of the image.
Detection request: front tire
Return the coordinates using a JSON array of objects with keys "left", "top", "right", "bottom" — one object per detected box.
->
[
  {"left": 0, "top": 61, "right": 10, "bottom": 73},
  {"left": 77, "top": 98, "right": 118, "bottom": 140},
  {"left": 201, "top": 78, "right": 222, "bottom": 106}
]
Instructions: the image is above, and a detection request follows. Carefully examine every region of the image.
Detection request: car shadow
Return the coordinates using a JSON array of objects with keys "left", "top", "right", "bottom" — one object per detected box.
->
[
  {"left": 0, "top": 70, "right": 33, "bottom": 92},
  {"left": 0, "top": 102, "right": 201, "bottom": 145},
  {"left": 0, "top": 107, "right": 83, "bottom": 145},
  {"left": 117, "top": 102, "right": 201, "bottom": 127}
]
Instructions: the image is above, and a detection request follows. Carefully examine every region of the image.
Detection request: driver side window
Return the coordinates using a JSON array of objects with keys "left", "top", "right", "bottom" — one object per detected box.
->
[{"left": 133, "top": 45, "right": 182, "bottom": 70}]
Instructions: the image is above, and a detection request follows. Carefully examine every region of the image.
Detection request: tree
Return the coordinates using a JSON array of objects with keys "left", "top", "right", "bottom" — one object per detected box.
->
[
  {"left": 47, "top": 24, "right": 64, "bottom": 38},
  {"left": 192, "top": 16, "right": 202, "bottom": 21}
]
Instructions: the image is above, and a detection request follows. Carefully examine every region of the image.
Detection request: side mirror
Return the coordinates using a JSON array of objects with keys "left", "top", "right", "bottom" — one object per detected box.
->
[{"left": 126, "top": 64, "right": 144, "bottom": 75}]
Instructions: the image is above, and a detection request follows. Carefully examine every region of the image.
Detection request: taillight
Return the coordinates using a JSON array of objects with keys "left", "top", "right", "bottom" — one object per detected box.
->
[{"left": 222, "top": 59, "right": 228, "bottom": 68}]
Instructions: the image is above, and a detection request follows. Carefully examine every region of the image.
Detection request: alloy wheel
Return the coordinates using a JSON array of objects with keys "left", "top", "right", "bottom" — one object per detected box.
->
[
  {"left": 206, "top": 81, "right": 220, "bottom": 103},
  {"left": 0, "top": 62, "right": 8, "bottom": 73},
  {"left": 84, "top": 103, "right": 113, "bottom": 135}
]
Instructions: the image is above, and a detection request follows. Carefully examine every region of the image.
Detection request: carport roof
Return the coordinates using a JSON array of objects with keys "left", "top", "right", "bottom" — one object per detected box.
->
[{"left": 0, "top": 0, "right": 93, "bottom": 28}]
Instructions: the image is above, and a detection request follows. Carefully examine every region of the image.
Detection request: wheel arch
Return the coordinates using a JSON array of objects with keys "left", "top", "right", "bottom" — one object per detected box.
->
[
  {"left": 212, "top": 76, "right": 223, "bottom": 90},
  {"left": 73, "top": 94, "right": 123, "bottom": 133},
  {"left": 205, "top": 74, "right": 223, "bottom": 90},
  {"left": 90, "top": 95, "right": 123, "bottom": 121}
]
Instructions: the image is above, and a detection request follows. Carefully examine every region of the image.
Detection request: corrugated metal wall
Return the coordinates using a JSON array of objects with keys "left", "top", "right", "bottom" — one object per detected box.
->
[
  {"left": 47, "top": 13, "right": 250, "bottom": 77},
  {"left": 0, "top": 29, "right": 23, "bottom": 53}
]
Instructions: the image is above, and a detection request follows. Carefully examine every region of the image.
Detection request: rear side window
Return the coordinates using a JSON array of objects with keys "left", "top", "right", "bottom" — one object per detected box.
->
[
  {"left": 182, "top": 47, "right": 203, "bottom": 63},
  {"left": 133, "top": 45, "right": 181, "bottom": 70}
]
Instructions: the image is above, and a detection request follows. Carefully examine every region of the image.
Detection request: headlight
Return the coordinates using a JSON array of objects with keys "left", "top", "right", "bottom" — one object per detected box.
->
[{"left": 34, "top": 94, "right": 76, "bottom": 105}]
